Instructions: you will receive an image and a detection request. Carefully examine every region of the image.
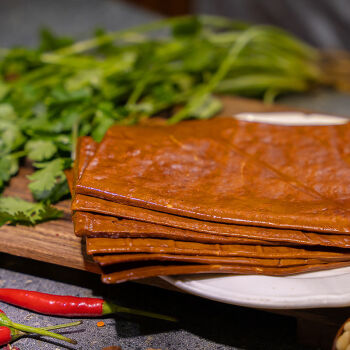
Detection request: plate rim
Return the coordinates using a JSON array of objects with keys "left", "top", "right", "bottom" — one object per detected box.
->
[{"left": 161, "top": 265, "right": 350, "bottom": 309}]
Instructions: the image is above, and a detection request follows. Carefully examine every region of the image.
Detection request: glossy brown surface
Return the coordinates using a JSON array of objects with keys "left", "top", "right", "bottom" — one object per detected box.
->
[
  {"left": 73, "top": 195, "right": 317, "bottom": 242},
  {"left": 73, "top": 208, "right": 350, "bottom": 248},
  {"left": 74, "top": 211, "right": 275, "bottom": 245},
  {"left": 93, "top": 253, "right": 325, "bottom": 267},
  {"left": 86, "top": 237, "right": 350, "bottom": 261},
  {"left": 68, "top": 117, "right": 350, "bottom": 283},
  {"left": 101, "top": 261, "right": 350, "bottom": 284},
  {"left": 73, "top": 136, "right": 96, "bottom": 188},
  {"left": 67, "top": 147, "right": 278, "bottom": 245},
  {"left": 76, "top": 118, "right": 350, "bottom": 233},
  {"left": 71, "top": 137, "right": 350, "bottom": 247}
]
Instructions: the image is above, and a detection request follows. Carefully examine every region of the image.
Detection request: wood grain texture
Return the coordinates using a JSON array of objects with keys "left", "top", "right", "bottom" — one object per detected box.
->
[
  {"left": 0, "top": 96, "right": 312, "bottom": 273},
  {"left": 1, "top": 167, "right": 101, "bottom": 273}
]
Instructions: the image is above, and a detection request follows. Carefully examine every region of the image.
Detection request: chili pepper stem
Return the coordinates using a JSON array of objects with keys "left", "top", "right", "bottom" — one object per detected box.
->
[
  {"left": 9, "top": 327, "right": 24, "bottom": 342},
  {"left": 3, "top": 321, "right": 82, "bottom": 346},
  {"left": 1, "top": 319, "right": 77, "bottom": 344},
  {"left": 41, "top": 320, "right": 83, "bottom": 331},
  {"left": 102, "top": 301, "right": 177, "bottom": 322}
]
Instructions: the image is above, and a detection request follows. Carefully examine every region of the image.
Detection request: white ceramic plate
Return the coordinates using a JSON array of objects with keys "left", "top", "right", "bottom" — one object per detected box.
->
[{"left": 161, "top": 111, "right": 350, "bottom": 309}]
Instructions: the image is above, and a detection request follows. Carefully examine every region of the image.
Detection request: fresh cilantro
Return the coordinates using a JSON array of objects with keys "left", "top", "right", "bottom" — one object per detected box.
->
[
  {"left": 0, "top": 120, "right": 26, "bottom": 155},
  {"left": 191, "top": 95, "right": 222, "bottom": 119},
  {"left": 25, "top": 140, "right": 57, "bottom": 161},
  {"left": 0, "top": 16, "right": 321, "bottom": 225},
  {"left": 0, "top": 197, "right": 62, "bottom": 226},
  {"left": 0, "top": 155, "right": 19, "bottom": 191},
  {"left": 172, "top": 17, "right": 202, "bottom": 38},
  {"left": 0, "top": 103, "right": 17, "bottom": 120},
  {"left": 0, "top": 81, "right": 9, "bottom": 100},
  {"left": 91, "top": 105, "right": 116, "bottom": 142},
  {"left": 39, "top": 28, "right": 74, "bottom": 52},
  {"left": 27, "top": 158, "right": 71, "bottom": 202}
]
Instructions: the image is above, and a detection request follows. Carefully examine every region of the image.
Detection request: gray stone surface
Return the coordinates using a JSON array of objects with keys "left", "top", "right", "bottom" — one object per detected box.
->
[
  {"left": 0, "top": 253, "right": 309, "bottom": 350},
  {"left": 0, "top": 0, "right": 160, "bottom": 47},
  {"left": 194, "top": 0, "right": 350, "bottom": 50}
]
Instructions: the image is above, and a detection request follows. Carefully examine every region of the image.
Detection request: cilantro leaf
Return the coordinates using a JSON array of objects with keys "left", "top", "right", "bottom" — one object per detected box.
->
[
  {"left": 27, "top": 158, "right": 71, "bottom": 202},
  {"left": 0, "top": 81, "right": 9, "bottom": 100},
  {"left": 172, "top": 17, "right": 202, "bottom": 38},
  {"left": 191, "top": 95, "right": 222, "bottom": 119},
  {"left": 0, "top": 196, "right": 62, "bottom": 226},
  {"left": 25, "top": 140, "right": 57, "bottom": 161},
  {"left": 0, "top": 154, "right": 19, "bottom": 191},
  {"left": 91, "top": 105, "right": 116, "bottom": 142},
  {"left": 39, "top": 28, "right": 74, "bottom": 52},
  {"left": 0, "top": 120, "right": 26, "bottom": 155},
  {"left": 0, "top": 103, "right": 17, "bottom": 120}
]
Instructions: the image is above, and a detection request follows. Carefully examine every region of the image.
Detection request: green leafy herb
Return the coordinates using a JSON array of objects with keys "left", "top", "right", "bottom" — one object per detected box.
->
[
  {"left": 172, "top": 17, "right": 202, "bottom": 38},
  {"left": 0, "top": 197, "right": 62, "bottom": 226},
  {"left": 39, "top": 28, "right": 74, "bottom": 52},
  {"left": 0, "top": 16, "right": 322, "bottom": 226},
  {"left": 27, "top": 158, "right": 71, "bottom": 202},
  {"left": 0, "top": 120, "right": 25, "bottom": 154},
  {"left": 0, "top": 154, "right": 19, "bottom": 190},
  {"left": 25, "top": 140, "right": 57, "bottom": 161}
]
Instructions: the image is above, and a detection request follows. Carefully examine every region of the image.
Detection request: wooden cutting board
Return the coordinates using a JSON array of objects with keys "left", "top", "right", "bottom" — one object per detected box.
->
[{"left": 0, "top": 96, "right": 327, "bottom": 273}]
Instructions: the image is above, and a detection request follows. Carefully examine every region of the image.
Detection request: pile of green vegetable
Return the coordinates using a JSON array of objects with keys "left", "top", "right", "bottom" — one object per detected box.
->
[{"left": 0, "top": 16, "right": 321, "bottom": 226}]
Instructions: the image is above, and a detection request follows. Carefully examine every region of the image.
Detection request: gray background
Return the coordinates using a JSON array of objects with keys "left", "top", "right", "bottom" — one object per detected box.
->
[
  {"left": 2, "top": 0, "right": 350, "bottom": 50},
  {"left": 194, "top": 0, "right": 350, "bottom": 50}
]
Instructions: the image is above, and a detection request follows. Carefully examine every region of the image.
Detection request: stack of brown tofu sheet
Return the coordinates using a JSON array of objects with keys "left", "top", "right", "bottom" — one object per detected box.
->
[{"left": 66, "top": 117, "right": 350, "bottom": 284}]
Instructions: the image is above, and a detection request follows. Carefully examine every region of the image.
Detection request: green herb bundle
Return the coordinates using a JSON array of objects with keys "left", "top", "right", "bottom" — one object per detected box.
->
[{"left": 0, "top": 16, "right": 320, "bottom": 225}]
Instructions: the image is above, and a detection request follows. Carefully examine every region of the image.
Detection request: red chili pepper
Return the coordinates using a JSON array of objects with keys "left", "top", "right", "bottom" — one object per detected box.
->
[
  {"left": 0, "top": 310, "right": 21, "bottom": 346},
  {"left": 0, "top": 289, "right": 102, "bottom": 316},
  {"left": 0, "top": 307, "right": 78, "bottom": 344},
  {"left": 0, "top": 326, "right": 13, "bottom": 346},
  {"left": 0, "top": 308, "right": 81, "bottom": 347},
  {"left": 0, "top": 326, "right": 24, "bottom": 346},
  {"left": 0, "top": 289, "right": 176, "bottom": 321}
]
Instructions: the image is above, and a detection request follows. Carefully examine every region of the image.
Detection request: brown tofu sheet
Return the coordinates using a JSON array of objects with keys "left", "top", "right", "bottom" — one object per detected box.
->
[
  {"left": 72, "top": 137, "right": 97, "bottom": 190},
  {"left": 67, "top": 118, "right": 350, "bottom": 283},
  {"left": 67, "top": 164, "right": 275, "bottom": 246},
  {"left": 86, "top": 237, "right": 350, "bottom": 261},
  {"left": 74, "top": 210, "right": 350, "bottom": 249},
  {"left": 70, "top": 137, "right": 350, "bottom": 248},
  {"left": 68, "top": 173, "right": 348, "bottom": 275},
  {"left": 74, "top": 211, "right": 277, "bottom": 245},
  {"left": 65, "top": 168, "right": 74, "bottom": 193},
  {"left": 100, "top": 261, "right": 350, "bottom": 284},
  {"left": 75, "top": 118, "right": 350, "bottom": 233},
  {"left": 93, "top": 253, "right": 326, "bottom": 267}
]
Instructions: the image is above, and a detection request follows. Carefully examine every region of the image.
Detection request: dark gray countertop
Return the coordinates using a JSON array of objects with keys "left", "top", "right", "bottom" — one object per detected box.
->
[
  {"left": 0, "top": 1, "right": 348, "bottom": 349},
  {"left": 0, "top": 253, "right": 309, "bottom": 350}
]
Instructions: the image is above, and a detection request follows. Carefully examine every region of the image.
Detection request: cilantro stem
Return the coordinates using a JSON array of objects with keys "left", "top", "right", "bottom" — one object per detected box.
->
[
  {"left": 168, "top": 27, "right": 260, "bottom": 124},
  {"left": 0, "top": 317, "right": 77, "bottom": 344},
  {"left": 40, "top": 17, "right": 190, "bottom": 62},
  {"left": 10, "top": 151, "right": 27, "bottom": 159}
]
